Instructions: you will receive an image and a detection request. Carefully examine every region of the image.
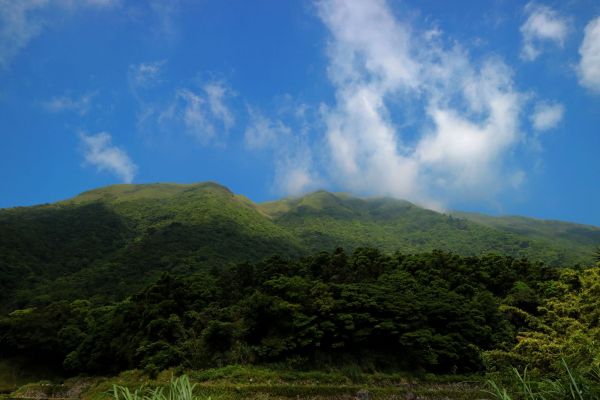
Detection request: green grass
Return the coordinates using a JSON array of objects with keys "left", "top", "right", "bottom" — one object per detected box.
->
[
  {"left": 486, "top": 360, "right": 600, "bottom": 400},
  {"left": 112, "top": 375, "right": 203, "bottom": 400},
  {"left": 7, "top": 365, "right": 489, "bottom": 400}
]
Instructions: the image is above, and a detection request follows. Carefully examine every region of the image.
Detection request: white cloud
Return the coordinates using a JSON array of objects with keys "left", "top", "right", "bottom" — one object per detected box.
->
[
  {"left": 0, "top": 0, "right": 116, "bottom": 70},
  {"left": 531, "top": 102, "right": 564, "bottom": 131},
  {"left": 138, "top": 81, "right": 235, "bottom": 144},
  {"left": 314, "top": 0, "right": 536, "bottom": 208},
  {"left": 578, "top": 16, "right": 600, "bottom": 92},
  {"left": 58, "top": 0, "right": 119, "bottom": 8},
  {"left": 80, "top": 132, "right": 137, "bottom": 183},
  {"left": 520, "top": 3, "right": 569, "bottom": 61},
  {"left": 244, "top": 108, "right": 319, "bottom": 195},
  {"left": 81, "top": 0, "right": 119, "bottom": 6},
  {"left": 129, "top": 61, "right": 165, "bottom": 89},
  {"left": 176, "top": 88, "right": 214, "bottom": 141},
  {"left": 149, "top": 0, "right": 180, "bottom": 39},
  {"left": 0, "top": 0, "right": 49, "bottom": 69},
  {"left": 174, "top": 84, "right": 235, "bottom": 143},
  {"left": 204, "top": 82, "right": 235, "bottom": 131},
  {"left": 244, "top": 109, "right": 290, "bottom": 150},
  {"left": 279, "top": 164, "right": 315, "bottom": 195},
  {"left": 43, "top": 92, "right": 96, "bottom": 115}
]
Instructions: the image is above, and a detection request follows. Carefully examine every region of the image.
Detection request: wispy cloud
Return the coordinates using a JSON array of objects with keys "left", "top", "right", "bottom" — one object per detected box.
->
[
  {"left": 136, "top": 78, "right": 235, "bottom": 145},
  {"left": 129, "top": 61, "right": 165, "bottom": 89},
  {"left": 244, "top": 107, "right": 319, "bottom": 195},
  {"left": 577, "top": 16, "right": 600, "bottom": 93},
  {"left": 531, "top": 101, "right": 564, "bottom": 131},
  {"left": 80, "top": 132, "right": 137, "bottom": 183},
  {"left": 204, "top": 82, "right": 235, "bottom": 132},
  {"left": 176, "top": 88, "right": 214, "bottom": 141},
  {"left": 59, "top": 0, "right": 120, "bottom": 8},
  {"left": 520, "top": 3, "right": 568, "bottom": 61},
  {"left": 245, "top": 109, "right": 290, "bottom": 150},
  {"left": 148, "top": 0, "right": 181, "bottom": 40},
  {"left": 0, "top": 0, "right": 49, "bottom": 70},
  {"left": 42, "top": 92, "right": 96, "bottom": 115},
  {"left": 171, "top": 83, "right": 235, "bottom": 143},
  {"left": 0, "top": 0, "right": 117, "bottom": 70}
]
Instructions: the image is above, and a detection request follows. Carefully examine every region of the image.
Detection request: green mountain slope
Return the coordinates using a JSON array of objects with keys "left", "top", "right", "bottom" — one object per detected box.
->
[
  {"left": 259, "top": 191, "right": 599, "bottom": 265},
  {"left": 452, "top": 211, "right": 600, "bottom": 249},
  {"left": 0, "top": 182, "right": 303, "bottom": 308},
  {"left": 0, "top": 182, "right": 598, "bottom": 310}
]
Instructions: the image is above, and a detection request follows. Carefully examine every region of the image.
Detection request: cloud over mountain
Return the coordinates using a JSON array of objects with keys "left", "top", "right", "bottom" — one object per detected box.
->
[
  {"left": 313, "top": 0, "right": 533, "bottom": 208},
  {"left": 80, "top": 132, "right": 137, "bottom": 183}
]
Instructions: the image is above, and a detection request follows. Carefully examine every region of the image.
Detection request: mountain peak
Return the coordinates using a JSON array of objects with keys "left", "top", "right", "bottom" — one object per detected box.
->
[{"left": 68, "top": 181, "right": 234, "bottom": 204}]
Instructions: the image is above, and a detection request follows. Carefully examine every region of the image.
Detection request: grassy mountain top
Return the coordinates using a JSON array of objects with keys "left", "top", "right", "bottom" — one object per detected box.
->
[{"left": 67, "top": 181, "right": 234, "bottom": 204}]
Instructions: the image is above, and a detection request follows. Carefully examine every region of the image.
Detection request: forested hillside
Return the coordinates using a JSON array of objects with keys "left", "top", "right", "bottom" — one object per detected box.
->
[
  {"left": 260, "top": 191, "right": 599, "bottom": 264},
  {"left": 1, "top": 182, "right": 598, "bottom": 311},
  {"left": 1, "top": 248, "right": 598, "bottom": 382},
  {"left": 1, "top": 183, "right": 599, "bottom": 398}
]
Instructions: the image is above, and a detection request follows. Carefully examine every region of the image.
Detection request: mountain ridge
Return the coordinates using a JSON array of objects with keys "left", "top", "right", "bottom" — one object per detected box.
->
[{"left": 1, "top": 182, "right": 598, "bottom": 310}]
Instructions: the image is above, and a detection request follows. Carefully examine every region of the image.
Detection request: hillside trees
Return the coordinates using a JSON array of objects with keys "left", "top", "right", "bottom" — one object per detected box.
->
[{"left": 1, "top": 249, "right": 575, "bottom": 377}]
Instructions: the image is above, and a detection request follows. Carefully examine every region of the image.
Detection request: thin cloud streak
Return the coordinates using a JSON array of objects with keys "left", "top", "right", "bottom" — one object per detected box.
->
[
  {"left": 43, "top": 92, "right": 97, "bottom": 115},
  {"left": 80, "top": 132, "right": 137, "bottom": 183},
  {"left": 0, "top": 0, "right": 117, "bottom": 70},
  {"left": 244, "top": 107, "right": 320, "bottom": 195},
  {"left": 130, "top": 61, "right": 236, "bottom": 146}
]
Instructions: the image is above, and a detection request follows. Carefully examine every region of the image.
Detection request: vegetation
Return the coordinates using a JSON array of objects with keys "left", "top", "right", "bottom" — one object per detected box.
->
[
  {"left": 0, "top": 249, "right": 532, "bottom": 375},
  {"left": 1, "top": 182, "right": 599, "bottom": 399},
  {"left": 1, "top": 183, "right": 599, "bottom": 312},
  {"left": 1, "top": 246, "right": 598, "bottom": 382},
  {"left": 112, "top": 375, "right": 202, "bottom": 400},
  {"left": 263, "top": 191, "right": 600, "bottom": 266},
  {"left": 487, "top": 360, "right": 600, "bottom": 399},
  {"left": 105, "top": 370, "right": 487, "bottom": 400}
]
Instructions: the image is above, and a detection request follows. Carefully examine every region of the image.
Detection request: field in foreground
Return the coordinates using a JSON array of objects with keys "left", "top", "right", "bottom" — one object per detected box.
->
[{"left": 5, "top": 365, "right": 489, "bottom": 400}]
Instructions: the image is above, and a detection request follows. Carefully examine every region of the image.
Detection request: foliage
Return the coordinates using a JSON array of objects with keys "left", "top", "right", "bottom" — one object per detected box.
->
[
  {"left": 0, "top": 183, "right": 598, "bottom": 388},
  {"left": 79, "top": 367, "right": 487, "bottom": 400},
  {"left": 1, "top": 248, "right": 575, "bottom": 377},
  {"left": 112, "top": 375, "right": 206, "bottom": 400},
  {"left": 261, "top": 191, "right": 599, "bottom": 265},
  {"left": 484, "top": 268, "right": 600, "bottom": 374},
  {"left": 1, "top": 183, "right": 598, "bottom": 311},
  {"left": 487, "top": 360, "right": 600, "bottom": 399}
]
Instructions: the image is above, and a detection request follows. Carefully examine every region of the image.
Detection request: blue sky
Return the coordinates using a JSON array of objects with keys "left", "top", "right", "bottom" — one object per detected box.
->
[{"left": 1, "top": 0, "right": 599, "bottom": 226}]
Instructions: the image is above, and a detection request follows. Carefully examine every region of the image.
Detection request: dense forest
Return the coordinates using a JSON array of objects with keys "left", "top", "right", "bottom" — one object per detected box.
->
[
  {"left": 1, "top": 183, "right": 599, "bottom": 399},
  {"left": 1, "top": 248, "right": 598, "bottom": 383},
  {"left": 1, "top": 183, "right": 599, "bottom": 312}
]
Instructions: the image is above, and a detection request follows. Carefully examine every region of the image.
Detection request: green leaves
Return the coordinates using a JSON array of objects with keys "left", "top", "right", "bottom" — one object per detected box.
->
[
  {"left": 2, "top": 247, "right": 596, "bottom": 378},
  {"left": 112, "top": 375, "right": 205, "bottom": 400}
]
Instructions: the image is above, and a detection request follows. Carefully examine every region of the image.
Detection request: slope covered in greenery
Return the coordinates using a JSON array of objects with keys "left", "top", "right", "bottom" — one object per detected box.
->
[
  {"left": 1, "top": 248, "right": 598, "bottom": 389},
  {"left": 259, "top": 191, "right": 599, "bottom": 265},
  {"left": 0, "top": 182, "right": 303, "bottom": 309},
  {"left": 454, "top": 211, "right": 600, "bottom": 262},
  {"left": 0, "top": 182, "right": 598, "bottom": 310}
]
